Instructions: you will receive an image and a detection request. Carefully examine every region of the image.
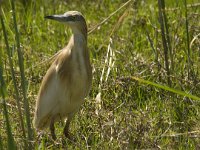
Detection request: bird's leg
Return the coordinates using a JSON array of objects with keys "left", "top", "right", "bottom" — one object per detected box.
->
[
  {"left": 63, "top": 114, "right": 74, "bottom": 138},
  {"left": 63, "top": 117, "right": 71, "bottom": 138},
  {"left": 50, "top": 118, "right": 56, "bottom": 140}
]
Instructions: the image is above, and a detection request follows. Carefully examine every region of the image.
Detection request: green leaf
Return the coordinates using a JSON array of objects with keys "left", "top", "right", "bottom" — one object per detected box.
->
[{"left": 131, "top": 76, "right": 200, "bottom": 100}]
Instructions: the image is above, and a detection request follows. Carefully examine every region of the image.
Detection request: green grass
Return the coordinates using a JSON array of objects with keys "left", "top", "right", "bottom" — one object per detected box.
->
[{"left": 0, "top": 0, "right": 200, "bottom": 149}]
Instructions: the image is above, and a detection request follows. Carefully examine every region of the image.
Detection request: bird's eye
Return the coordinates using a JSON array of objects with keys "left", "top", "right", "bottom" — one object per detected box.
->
[{"left": 71, "top": 16, "right": 76, "bottom": 20}]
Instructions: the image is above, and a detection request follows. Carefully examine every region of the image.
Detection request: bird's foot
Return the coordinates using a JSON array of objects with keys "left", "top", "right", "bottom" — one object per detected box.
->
[
  {"left": 63, "top": 131, "right": 76, "bottom": 141},
  {"left": 51, "top": 133, "right": 57, "bottom": 141},
  {"left": 63, "top": 130, "right": 70, "bottom": 139}
]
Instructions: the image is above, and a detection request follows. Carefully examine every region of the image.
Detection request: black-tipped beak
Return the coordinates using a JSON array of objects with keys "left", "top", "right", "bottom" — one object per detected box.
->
[
  {"left": 44, "top": 15, "right": 55, "bottom": 20},
  {"left": 44, "top": 14, "right": 74, "bottom": 22},
  {"left": 44, "top": 15, "right": 65, "bottom": 22}
]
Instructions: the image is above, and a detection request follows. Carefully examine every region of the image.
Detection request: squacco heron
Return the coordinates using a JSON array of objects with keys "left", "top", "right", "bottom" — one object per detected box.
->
[{"left": 33, "top": 11, "right": 92, "bottom": 140}]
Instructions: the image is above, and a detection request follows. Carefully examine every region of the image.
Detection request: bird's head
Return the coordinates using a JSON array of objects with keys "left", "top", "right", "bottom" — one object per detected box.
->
[{"left": 45, "top": 11, "right": 87, "bottom": 35}]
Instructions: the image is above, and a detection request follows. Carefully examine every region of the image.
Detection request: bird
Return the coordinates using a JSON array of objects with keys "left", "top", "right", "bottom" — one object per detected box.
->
[{"left": 33, "top": 11, "right": 92, "bottom": 140}]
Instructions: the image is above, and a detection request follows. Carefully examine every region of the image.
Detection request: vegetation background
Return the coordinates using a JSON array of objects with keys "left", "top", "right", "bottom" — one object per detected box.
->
[{"left": 0, "top": 0, "right": 200, "bottom": 149}]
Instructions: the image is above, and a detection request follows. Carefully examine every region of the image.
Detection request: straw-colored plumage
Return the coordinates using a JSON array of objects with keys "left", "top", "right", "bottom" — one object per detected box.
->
[{"left": 33, "top": 11, "right": 92, "bottom": 140}]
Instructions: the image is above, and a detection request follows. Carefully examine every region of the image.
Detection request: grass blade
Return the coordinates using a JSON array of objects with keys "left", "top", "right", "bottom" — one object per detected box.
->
[
  {"left": 131, "top": 76, "right": 200, "bottom": 100},
  {"left": 158, "top": 0, "right": 171, "bottom": 86},
  {"left": 184, "top": 0, "right": 192, "bottom": 80},
  {"left": 0, "top": 40, "right": 17, "bottom": 150},
  {"left": 0, "top": 135, "right": 3, "bottom": 150},
  {"left": 0, "top": 10, "right": 28, "bottom": 148},
  {"left": 10, "top": 0, "right": 33, "bottom": 147},
  {"left": 162, "top": 1, "right": 173, "bottom": 71}
]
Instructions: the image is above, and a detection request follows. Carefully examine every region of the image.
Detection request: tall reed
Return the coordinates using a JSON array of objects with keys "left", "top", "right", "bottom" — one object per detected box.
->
[
  {"left": 184, "top": 0, "right": 192, "bottom": 80},
  {"left": 11, "top": 0, "right": 33, "bottom": 148},
  {"left": 0, "top": 135, "right": 3, "bottom": 150},
  {"left": 0, "top": 11, "right": 28, "bottom": 148},
  {"left": 0, "top": 33, "right": 16, "bottom": 150},
  {"left": 158, "top": 0, "right": 171, "bottom": 86}
]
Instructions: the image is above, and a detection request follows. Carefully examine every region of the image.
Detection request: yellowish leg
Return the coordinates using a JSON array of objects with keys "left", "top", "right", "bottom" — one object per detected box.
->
[
  {"left": 63, "top": 113, "right": 75, "bottom": 138},
  {"left": 50, "top": 118, "right": 56, "bottom": 140}
]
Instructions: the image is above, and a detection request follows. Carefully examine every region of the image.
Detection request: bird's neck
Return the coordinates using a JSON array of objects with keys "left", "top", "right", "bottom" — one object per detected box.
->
[
  {"left": 72, "top": 32, "right": 87, "bottom": 47},
  {"left": 71, "top": 23, "right": 87, "bottom": 41}
]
